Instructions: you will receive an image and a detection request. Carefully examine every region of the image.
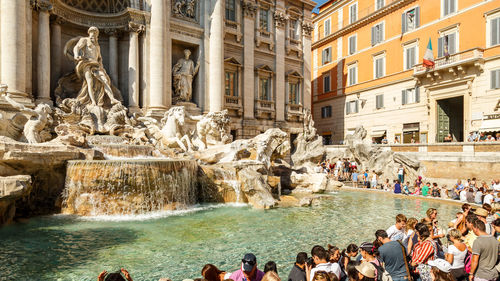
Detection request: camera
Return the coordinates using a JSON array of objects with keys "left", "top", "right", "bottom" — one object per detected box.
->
[{"left": 306, "top": 257, "right": 315, "bottom": 267}]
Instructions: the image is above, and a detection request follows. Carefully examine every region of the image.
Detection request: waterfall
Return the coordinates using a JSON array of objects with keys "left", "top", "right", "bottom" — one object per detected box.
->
[{"left": 62, "top": 160, "right": 199, "bottom": 216}]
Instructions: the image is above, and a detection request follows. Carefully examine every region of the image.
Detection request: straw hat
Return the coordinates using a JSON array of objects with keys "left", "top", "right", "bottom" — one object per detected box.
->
[
  {"left": 474, "top": 208, "right": 489, "bottom": 217},
  {"left": 355, "top": 262, "right": 376, "bottom": 278}
]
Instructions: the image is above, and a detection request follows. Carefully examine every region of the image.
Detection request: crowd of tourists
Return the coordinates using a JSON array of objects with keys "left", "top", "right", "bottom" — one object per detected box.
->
[
  {"left": 314, "top": 158, "right": 499, "bottom": 206},
  {"left": 97, "top": 205, "right": 500, "bottom": 281}
]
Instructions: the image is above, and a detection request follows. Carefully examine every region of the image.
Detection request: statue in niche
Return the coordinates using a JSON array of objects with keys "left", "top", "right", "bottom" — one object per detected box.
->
[
  {"left": 72, "top": 27, "right": 122, "bottom": 107},
  {"left": 172, "top": 49, "right": 200, "bottom": 102}
]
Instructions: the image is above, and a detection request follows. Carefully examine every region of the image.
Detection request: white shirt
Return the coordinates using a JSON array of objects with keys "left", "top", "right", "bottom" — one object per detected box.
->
[
  {"left": 371, "top": 174, "right": 377, "bottom": 182},
  {"left": 310, "top": 262, "right": 341, "bottom": 281},
  {"left": 386, "top": 225, "right": 405, "bottom": 241},
  {"left": 447, "top": 244, "right": 467, "bottom": 269},
  {"left": 398, "top": 168, "right": 404, "bottom": 175},
  {"left": 493, "top": 183, "right": 500, "bottom": 191},
  {"left": 336, "top": 161, "right": 342, "bottom": 169},
  {"left": 484, "top": 194, "right": 494, "bottom": 205},
  {"left": 460, "top": 190, "right": 467, "bottom": 202}
]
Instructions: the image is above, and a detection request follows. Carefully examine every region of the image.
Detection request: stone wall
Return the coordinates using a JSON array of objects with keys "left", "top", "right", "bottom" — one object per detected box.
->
[{"left": 326, "top": 142, "right": 500, "bottom": 185}]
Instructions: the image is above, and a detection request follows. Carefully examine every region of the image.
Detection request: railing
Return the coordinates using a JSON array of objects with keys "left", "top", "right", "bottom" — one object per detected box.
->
[
  {"left": 225, "top": 20, "right": 239, "bottom": 29},
  {"left": 414, "top": 48, "right": 484, "bottom": 75},
  {"left": 287, "top": 103, "right": 302, "bottom": 112},
  {"left": 256, "top": 99, "right": 274, "bottom": 109},
  {"left": 224, "top": 96, "right": 241, "bottom": 106}
]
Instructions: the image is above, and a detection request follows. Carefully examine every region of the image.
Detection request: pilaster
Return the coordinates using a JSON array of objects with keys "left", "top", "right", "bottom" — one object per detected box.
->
[
  {"left": 105, "top": 28, "right": 120, "bottom": 87},
  {"left": 208, "top": 0, "right": 225, "bottom": 112},
  {"left": 242, "top": 0, "right": 257, "bottom": 120},
  {"left": 274, "top": 6, "right": 288, "bottom": 122},
  {"left": 50, "top": 17, "right": 63, "bottom": 94},
  {"left": 128, "top": 22, "right": 145, "bottom": 112},
  {"left": 35, "top": 0, "right": 53, "bottom": 105},
  {"left": 302, "top": 20, "right": 313, "bottom": 111}
]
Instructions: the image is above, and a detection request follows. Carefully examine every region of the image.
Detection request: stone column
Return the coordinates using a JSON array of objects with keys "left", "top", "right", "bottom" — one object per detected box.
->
[
  {"left": 50, "top": 17, "right": 63, "bottom": 94},
  {"left": 274, "top": 7, "right": 287, "bottom": 122},
  {"left": 128, "top": 22, "right": 144, "bottom": 112},
  {"left": 148, "top": 0, "right": 169, "bottom": 116},
  {"left": 208, "top": 0, "right": 224, "bottom": 112},
  {"left": 106, "top": 29, "right": 119, "bottom": 86},
  {"left": 36, "top": 1, "right": 52, "bottom": 105},
  {"left": 302, "top": 21, "right": 313, "bottom": 110},
  {"left": 242, "top": 1, "right": 257, "bottom": 120},
  {"left": 0, "top": 0, "right": 27, "bottom": 95}
]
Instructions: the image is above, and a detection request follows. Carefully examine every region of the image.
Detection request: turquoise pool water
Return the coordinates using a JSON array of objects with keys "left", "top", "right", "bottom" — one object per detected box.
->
[{"left": 0, "top": 191, "right": 460, "bottom": 281}]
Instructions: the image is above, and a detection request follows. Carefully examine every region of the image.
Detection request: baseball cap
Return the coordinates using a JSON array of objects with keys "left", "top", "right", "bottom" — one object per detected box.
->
[
  {"left": 359, "top": 242, "right": 373, "bottom": 251},
  {"left": 428, "top": 259, "right": 452, "bottom": 273},
  {"left": 241, "top": 253, "right": 257, "bottom": 272}
]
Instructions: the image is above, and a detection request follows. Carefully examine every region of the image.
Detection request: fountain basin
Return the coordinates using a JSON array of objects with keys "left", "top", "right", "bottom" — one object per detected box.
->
[{"left": 62, "top": 159, "right": 198, "bottom": 216}]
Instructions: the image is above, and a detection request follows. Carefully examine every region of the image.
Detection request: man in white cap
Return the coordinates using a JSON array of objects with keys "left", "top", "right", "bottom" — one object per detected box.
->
[{"left": 428, "top": 259, "right": 452, "bottom": 274}]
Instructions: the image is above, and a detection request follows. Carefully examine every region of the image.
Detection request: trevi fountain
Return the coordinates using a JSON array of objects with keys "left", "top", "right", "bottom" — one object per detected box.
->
[{"left": 0, "top": 2, "right": 441, "bottom": 280}]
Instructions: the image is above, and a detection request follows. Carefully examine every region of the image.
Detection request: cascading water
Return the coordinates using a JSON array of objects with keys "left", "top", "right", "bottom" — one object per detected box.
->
[{"left": 62, "top": 160, "right": 199, "bottom": 216}]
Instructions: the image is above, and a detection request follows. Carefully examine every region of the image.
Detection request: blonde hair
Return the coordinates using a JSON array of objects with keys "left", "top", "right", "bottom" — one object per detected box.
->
[
  {"left": 262, "top": 271, "right": 281, "bottom": 281},
  {"left": 406, "top": 218, "right": 418, "bottom": 230},
  {"left": 447, "top": 228, "right": 463, "bottom": 242}
]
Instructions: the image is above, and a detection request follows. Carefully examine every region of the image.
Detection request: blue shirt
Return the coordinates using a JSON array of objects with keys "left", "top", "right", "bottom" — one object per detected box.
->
[
  {"left": 394, "top": 183, "right": 401, "bottom": 194},
  {"left": 352, "top": 173, "right": 358, "bottom": 181}
]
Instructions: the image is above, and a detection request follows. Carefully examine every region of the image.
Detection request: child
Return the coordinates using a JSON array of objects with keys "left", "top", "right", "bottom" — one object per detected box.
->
[
  {"left": 403, "top": 181, "right": 410, "bottom": 195},
  {"left": 352, "top": 170, "right": 359, "bottom": 188}
]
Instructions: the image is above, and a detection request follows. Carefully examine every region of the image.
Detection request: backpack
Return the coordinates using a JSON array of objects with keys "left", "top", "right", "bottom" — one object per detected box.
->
[
  {"left": 371, "top": 261, "right": 392, "bottom": 281},
  {"left": 464, "top": 251, "right": 472, "bottom": 273}
]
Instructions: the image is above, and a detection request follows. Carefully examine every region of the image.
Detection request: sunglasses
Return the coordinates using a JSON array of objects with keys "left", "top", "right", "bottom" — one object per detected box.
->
[{"left": 242, "top": 259, "right": 256, "bottom": 266}]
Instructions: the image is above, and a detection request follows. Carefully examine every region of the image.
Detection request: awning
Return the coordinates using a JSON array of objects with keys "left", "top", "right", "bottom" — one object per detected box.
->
[
  {"left": 371, "top": 130, "right": 386, "bottom": 138},
  {"left": 346, "top": 129, "right": 355, "bottom": 135},
  {"left": 403, "top": 122, "right": 420, "bottom": 132},
  {"left": 479, "top": 119, "right": 500, "bottom": 132}
]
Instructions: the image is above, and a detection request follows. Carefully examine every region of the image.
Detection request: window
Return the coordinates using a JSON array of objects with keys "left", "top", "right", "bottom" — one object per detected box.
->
[
  {"left": 491, "top": 69, "right": 500, "bottom": 89},
  {"left": 290, "top": 19, "right": 299, "bottom": 40},
  {"left": 376, "top": 94, "right": 384, "bottom": 109},
  {"left": 346, "top": 100, "right": 359, "bottom": 114},
  {"left": 260, "top": 78, "right": 271, "bottom": 100},
  {"left": 438, "top": 32, "right": 457, "bottom": 58},
  {"left": 225, "top": 0, "right": 236, "bottom": 21},
  {"left": 371, "top": 22, "right": 384, "bottom": 46},
  {"left": 402, "top": 7, "right": 420, "bottom": 33},
  {"left": 322, "top": 134, "right": 332, "bottom": 145},
  {"left": 321, "top": 106, "right": 332, "bottom": 118},
  {"left": 348, "top": 35, "right": 357, "bottom": 55},
  {"left": 402, "top": 87, "right": 420, "bottom": 105},
  {"left": 348, "top": 64, "right": 357, "bottom": 86},
  {"left": 442, "top": 0, "right": 457, "bottom": 17},
  {"left": 489, "top": 16, "right": 500, "bottom": 47},
  {"left": 289, "top": 82, "right": 300, "bottom": 104},
  {"left": 260, "top": 9, "right": 269, "bottom": 32},
  {"left": 373, "top": 55, "right": 385, "bottom": 79},
  {"left": 375, "top": 0, "right": 384, "bottom": 10},
  {"left": 322, "top": 47, "right": 332, "bottom": 65},
  {"left": 323, "top": 74, "right": 331, "bottom": 93},
  {"left": 324, "top": 19, "right": 331, "bottom": 36},
  {"left": 404, "top": 44, "right": 417, "bottom": 70},
  {"left": 349, "top": 3, "right": 357, "bottom": 24},
  {"left": 225, "top": 71, "right": 238, "bottom": 97}
]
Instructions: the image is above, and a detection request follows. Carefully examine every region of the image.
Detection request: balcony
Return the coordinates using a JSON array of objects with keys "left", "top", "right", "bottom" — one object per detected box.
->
[
  {"left": 413, "top": 48, "right": 484, "bottom": 81},
  {"left": 223, "top": 95, "right": 243, "bottom": 117},
  {"left": 255, "top": 99, "right": 275, "bottom": 119},
  {"left": 286, "top": 103, "right": 303, "bottom": 122}
]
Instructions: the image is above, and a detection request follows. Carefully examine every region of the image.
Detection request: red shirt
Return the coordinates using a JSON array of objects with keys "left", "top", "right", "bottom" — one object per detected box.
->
[{"left": 412, "top": 240, "right": 435, "bottom": 264}]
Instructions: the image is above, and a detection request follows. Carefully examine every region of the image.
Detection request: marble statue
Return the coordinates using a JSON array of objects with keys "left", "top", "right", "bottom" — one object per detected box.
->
[
  {"left": 192, "top": 109, "right": 232, "bottom": 150},
  {"left": 173, "top": 49, "right": 200, "bottom": 102},
  {"left": 140, "top": 106, "right": 194, "bottom": 152},
  {"left": 3, "top": 93, "right": 52, "bottom": 143},
  {"left": 72, "top": 27, "right": 122, "bottom": 107},
  {"left": 302, "top": 108, "right": 317, "bottom": 141}
]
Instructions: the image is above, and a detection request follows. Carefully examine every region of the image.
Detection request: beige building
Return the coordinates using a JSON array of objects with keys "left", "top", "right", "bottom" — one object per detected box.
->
[
  {"left": 0, "top": 0, "right": 315, "bottom": 140},
  {"left": 311, "top": 0, "right": 500, "bottom": 144}
]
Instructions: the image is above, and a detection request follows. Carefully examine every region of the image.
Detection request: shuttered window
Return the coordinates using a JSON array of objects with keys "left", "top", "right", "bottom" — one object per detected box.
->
[
  {"left": 376, "top": 0, "right": 385, "bottom": 10},
  {"left": 348, "top": 65, "right": 357, "bottom": 86},
  {"left": 491, "top": 17, "right": 500, "bottom": 47},
  {"left": 371, "top": 23, "right": 384, "bottom": 46},
  {"left": 405, "top": 46, "right": 416, "bottom": 70},
  {"left": 260, "top": 9, "right": 269, "bottom": 32},
  {"left": 349, "top": 4, "right": 357, "bottom": 24},
  {"left": 321, "top": 106, "right": 332, "bottom": 118},
  {"left": 374, "top": 56, "right": 385, "bottom": 79},
  {"left": 324, "top": 19, "right": 331, "bottom": 36},
  {"left": 322, "top": 47, "right": 332, "bottom": 65},
  {"left": 323, "top": 75, "right": 331, "bottom": 93},
  {"left": 376, "top": 94, "right": 384, "bottom": 109},
  {"left": 442, "top": 0, "right": 456, "bottom": 17},
  {"left": 437, "top": 33, "right": 457, "bottom": 58},
  {"left": 346, "top": 100, "right": 359, "bottom": 114},
  {"left": 402, "top": 7, "right": 420, "bottom": 33},
  {"left": 402, "top": 87, "right": 420, "bottom": 105},
  {"left": 491, "top": 70, "right": 500, "bottom": 89},
  {"left": 349, "top": 35, "right": 357, "bottom": 55}
]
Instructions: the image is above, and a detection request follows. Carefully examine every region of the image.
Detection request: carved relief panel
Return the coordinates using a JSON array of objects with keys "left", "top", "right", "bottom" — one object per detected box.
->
[{"left": 172, "top": 0, "right": 199, "bottom": 23}]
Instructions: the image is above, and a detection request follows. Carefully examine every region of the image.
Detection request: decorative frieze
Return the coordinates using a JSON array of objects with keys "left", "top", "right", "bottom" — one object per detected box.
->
[
  {"left": 31, "top": 0, "right": 52, "bottom": 12},
  {"left": 128, "top": 21, "right": 145, "bottom": 34},
  {"left": 242, "top": 1, "right": 257, "bottom": 18},
  {"left": 273, "top": 10, "right": 289, "bottom": 28}
]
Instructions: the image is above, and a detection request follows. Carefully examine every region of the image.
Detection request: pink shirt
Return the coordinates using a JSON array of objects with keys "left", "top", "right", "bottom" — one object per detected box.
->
[{"left": 229, "top": 269, "right": 265, "bottom": 281}]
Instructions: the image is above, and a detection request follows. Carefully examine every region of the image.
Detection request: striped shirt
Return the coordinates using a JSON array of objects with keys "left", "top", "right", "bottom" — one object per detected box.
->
[{"left": 411, "top": 240, "right": 435, "bottom": 265}]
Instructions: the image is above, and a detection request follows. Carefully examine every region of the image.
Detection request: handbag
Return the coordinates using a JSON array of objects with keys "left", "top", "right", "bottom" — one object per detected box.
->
[{"left": 397, "top": 241, "right": 414, "bottom": 281}]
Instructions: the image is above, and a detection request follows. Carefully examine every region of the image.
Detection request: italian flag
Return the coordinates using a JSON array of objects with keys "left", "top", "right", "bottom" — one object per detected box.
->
[{"left": 423, "top": 38, "right": 435, "bottom": 68}]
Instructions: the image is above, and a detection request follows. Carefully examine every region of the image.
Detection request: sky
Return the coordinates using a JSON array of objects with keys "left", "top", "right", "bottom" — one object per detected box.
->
[{"left": 313, "top": 0, "right": 330, "bottom": 13}]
